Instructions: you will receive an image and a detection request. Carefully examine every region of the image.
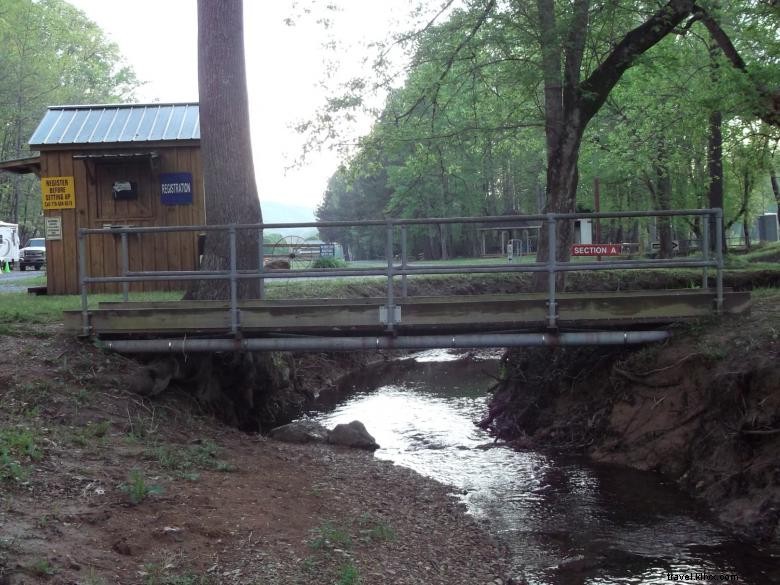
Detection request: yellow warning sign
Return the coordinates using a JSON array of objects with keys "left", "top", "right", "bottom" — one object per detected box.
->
[{"left": 41, "top": 176, "right": 75, "bottom": 210}]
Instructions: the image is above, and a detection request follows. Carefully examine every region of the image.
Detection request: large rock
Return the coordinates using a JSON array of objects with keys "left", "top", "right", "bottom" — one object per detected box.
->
[
  {"left": 327, "top": 420, "right": 379, "bottom": 450},
  {"left": 269, "top": 420, "right": 329, "bottom": 444}
]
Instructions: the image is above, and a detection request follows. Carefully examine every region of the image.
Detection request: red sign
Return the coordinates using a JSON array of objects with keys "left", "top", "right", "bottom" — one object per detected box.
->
[{"left": 570, "top": 244, "right": 622, "bottom": 256}]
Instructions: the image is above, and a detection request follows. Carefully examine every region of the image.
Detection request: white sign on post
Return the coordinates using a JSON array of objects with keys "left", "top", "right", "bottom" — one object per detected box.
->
[{"left": 45, "top": 217, "right": 62, "bottom": 240}]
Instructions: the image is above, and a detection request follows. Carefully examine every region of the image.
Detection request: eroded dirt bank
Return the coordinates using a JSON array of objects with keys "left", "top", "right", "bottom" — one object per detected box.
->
[
  {"left": 0, "top": 327, "right": 507, "bottom": 584},
  {"left": 482, "top": 291, "right": 780, "bottom": 543}
]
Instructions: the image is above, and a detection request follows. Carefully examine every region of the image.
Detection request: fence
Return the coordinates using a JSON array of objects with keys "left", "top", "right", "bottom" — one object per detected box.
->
[{"left": 77, "top": 209, "right": 724, "bottom": 337}]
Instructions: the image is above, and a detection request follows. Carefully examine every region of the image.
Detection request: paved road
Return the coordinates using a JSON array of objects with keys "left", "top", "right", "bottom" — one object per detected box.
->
[{"left": 0, "top": 268, "right": 45, "bottom": 293}]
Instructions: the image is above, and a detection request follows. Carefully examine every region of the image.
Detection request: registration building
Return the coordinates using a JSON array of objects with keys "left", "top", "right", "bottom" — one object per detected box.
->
[{"left": 0, "top": 103, "right": 205, "bottom": 294}]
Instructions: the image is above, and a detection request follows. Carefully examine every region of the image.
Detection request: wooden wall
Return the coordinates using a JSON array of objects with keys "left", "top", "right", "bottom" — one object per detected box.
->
[{"left": 39, "top": 143, "right": 204, "bottom": 295}]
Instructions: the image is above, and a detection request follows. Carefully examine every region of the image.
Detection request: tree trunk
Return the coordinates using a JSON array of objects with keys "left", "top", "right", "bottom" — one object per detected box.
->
[
  {"left": 186, "top": 0, "right": 261, "bottom": 301},
  {"left": 656, "top": 165, "right": 674, "bottom": 259},
  {"left": 771, "top": 172, "right": 780, "bottom": 232}
]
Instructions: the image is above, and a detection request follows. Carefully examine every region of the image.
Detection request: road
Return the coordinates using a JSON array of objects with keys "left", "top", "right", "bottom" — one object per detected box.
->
[{"left": 0, "top": 268, "right": 45, "bottom": 293}]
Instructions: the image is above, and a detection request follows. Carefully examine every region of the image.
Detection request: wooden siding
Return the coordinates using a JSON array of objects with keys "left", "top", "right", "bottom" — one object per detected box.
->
[{"left": 40, "top": 145, "right": 204, "bottom": 295}]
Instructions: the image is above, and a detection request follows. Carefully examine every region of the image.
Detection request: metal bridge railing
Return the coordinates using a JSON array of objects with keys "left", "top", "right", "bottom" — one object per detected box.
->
[{"left": 77, "top": 208, "right": 725, "bottom": 337}]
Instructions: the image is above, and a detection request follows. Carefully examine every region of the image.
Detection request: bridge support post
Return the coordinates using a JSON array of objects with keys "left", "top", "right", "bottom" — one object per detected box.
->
[
  {"left": 78, "top": 229, "right": 90, "bottom": 337},
  {"left": 120, "top": 232, "right": 129, "bottom": 302},
  {"left": 546, "top": 214, "right": 558, "bottom": 329},
  {"left": 702, "top": 215, "right": 709, "bottom": 290},
  {"left": 401, "top": 225, "right": 408, "bottom": 299},
  {"left": 384, "top": 220, "right": 397, "bottom": 332},
  {"left": 715, "top": 208, "right": 724, "bottom": 313},
  {"left": 257, "top": 226, "right": 265, "bottom": 300}
]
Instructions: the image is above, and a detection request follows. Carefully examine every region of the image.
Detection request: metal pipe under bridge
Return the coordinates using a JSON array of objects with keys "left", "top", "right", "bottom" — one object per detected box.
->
[{"left": 66, "top": 209, "right": 750, "bottom": 354}]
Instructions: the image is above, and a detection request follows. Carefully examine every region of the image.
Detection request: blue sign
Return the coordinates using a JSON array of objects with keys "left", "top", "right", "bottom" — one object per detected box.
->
[
  {"left": 160, "top": 172, "right": 193, "bottom": 205},
  {"left": 319, "top": 244, "right": 336, "bottom": 257}
]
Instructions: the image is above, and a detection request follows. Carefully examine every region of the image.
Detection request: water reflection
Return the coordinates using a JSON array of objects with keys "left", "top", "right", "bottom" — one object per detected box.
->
[{"left": 303, "top": 350, "right": 779, "bottom": 584}]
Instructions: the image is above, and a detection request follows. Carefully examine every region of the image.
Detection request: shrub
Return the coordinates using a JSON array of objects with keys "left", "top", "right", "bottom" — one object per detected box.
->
[{"left": 311, "top": 257, "right": 346, "bottom": 269}]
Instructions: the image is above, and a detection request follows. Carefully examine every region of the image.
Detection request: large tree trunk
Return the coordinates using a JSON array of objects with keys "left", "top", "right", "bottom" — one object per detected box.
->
[
  {"left": 186, "top": 0, "right": 261, "bottom": 301},
  {"left": 771, "top": 172, "right": 780, "bottom": 232},
  {"left": 532, "top": 0, "right": 696, "bottom": 292}
]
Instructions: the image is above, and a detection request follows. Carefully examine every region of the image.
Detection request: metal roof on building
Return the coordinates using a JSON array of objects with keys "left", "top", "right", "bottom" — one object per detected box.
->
[{"left": 28, "top": 103, "right": 200, "bottom": 147}]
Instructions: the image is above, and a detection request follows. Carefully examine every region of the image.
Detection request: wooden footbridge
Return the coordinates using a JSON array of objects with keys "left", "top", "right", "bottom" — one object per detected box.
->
[{"left": 64, "top": 210, "right": 750, "bottom": 353}]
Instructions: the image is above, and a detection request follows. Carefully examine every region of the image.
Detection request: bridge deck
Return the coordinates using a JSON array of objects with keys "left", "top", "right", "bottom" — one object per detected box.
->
[{"left": 65, "top": 289, "right": 750, "bottom": 339}]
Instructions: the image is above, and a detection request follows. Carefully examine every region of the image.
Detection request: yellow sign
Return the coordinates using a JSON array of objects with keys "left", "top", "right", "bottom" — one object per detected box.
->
[{"left": 41, "top": 176, "right": 75, "bottom": 210}]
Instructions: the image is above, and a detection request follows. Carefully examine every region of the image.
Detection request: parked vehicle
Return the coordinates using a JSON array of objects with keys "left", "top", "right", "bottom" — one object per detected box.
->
[
  {"left": 0, "top": 221, "right": 20, "bottom": 268},
  {"left": 19, "top": 237, "right": 46, "bottom": 271}
]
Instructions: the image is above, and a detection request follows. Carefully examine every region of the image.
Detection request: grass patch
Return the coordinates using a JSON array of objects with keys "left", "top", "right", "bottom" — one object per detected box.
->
[
  {"left": 357, "top": 514, "right": 396, "bottom": 543},
  {"left": 146, "top": 439, "right": 236, "bottom": 475},
  {"left": 27, "top": 558, "right": 55, "bottom": 577},
  {"left": 0, "top": 291, "right": 181, "bottom": 324},
  {"left": 0, "top": 428, "right": 43, "bottom": 483},
  {"left": 141, "top": 563, "right": 215, "bottom": 585},
  {"left": 0, "top": 274, "right": 47, "bottom": 287},
  {"left": 70, "top": 420, "right": 111, "bottom": 447},
  {"left": 309, "top": 520, "right": 353, "bottom": 550},
  {"left": 120, "top": 469, "right": 163, "bottom": 505},
  {"left": 337, "top": 562, "right": 360, "bottom": 585}
]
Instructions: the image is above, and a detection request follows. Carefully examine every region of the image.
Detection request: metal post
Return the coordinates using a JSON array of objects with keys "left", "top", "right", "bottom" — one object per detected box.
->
[
  {"left": 594, "top": 177, "right": 601, "bottom": 261},
  {"left": 78, "top": 230, "right": 90, "bottom": 337},
  {"left": 120, "top": 232, "right": 130, "bottom": 302},
  {"left": 546, "top": 214, "right": 557, "bottom": 329},
  {"left": 701, "top": 213, "right": 709, "bottom": 290},
  {"left": 715, "top": 208, "right": 724, "bottom": 313},
  {"left": 385, "top": 220, "right": 396, "bottom": 332},
  {"left": 229, "top": 225, "right": 239, "bottom": 335},
  {"left": 401, "top": 225, "right": 408, "bottom": 298},
  {"left": 257, "top": 227, "right": 265, "bottom": 300}
]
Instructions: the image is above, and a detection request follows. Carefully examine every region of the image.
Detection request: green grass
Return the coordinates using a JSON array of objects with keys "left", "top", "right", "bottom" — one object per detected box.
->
[
  {"left": 0, "top": 428, "right": 43, "bottom": 483},
  {"left": 0, "top": 291, "right": 181, "bottom": 324},
  {"left": 0, "top": 274, "right": 47, "bottom": 287},
  {"left": 120, "top": 469, "right": 163, "bottom": 504},
  {"left": 27, "top": 558, "right": 55, "bottom": 577},
  {"left": 337, "top": 562, "right": 360, "bottom": 585},
  {"left": 146, "top": 440, "right": 236, "bottom": 475},
  {"left": 141, "top": 563, "right": 215, "bottom": 585},
  {"left": 309, "top": 521, "right": 353, "bottom": 550}
]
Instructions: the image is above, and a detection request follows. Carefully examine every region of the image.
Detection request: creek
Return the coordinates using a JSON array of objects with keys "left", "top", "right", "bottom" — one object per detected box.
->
[{"left": 302, "top": 350, "right": 779, "bottom": 584}]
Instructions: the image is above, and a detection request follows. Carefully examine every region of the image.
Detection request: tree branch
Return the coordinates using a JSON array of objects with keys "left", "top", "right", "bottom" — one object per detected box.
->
[{"left": 579, "top": 0, "right": 695, "bottom": 124}]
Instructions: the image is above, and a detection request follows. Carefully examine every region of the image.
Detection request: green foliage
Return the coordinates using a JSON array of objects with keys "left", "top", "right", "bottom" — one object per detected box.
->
[
  {"left": 0, "top": 291, "right": 182, "bottom": 324},
  {"left": 337, "top": 563, "right": 360, "bottom": 585},
  {"left": 308, "top": 521, "right": 353, "bottom": 550},
  {"left": 311, "top": 256, "right": 347, "bottom": 269},
  {"left": 146, "top": 440, "right": 236, "bottom": 474},
  {"left": 141, "top": 564, "right": 215, "bottom": 585},
  {"left": 71, "top": 421, "right": 110, "bottom": 447},
  {"left": 310, "top": 2, "right": 779, "bottom": 260},
  {"left": 27, "top": 558, "right": 55, "bottom": 577},
  {"left": 0, "top": 0, "right": 138, "bottom": 235},
  {"left": 120, "top": 469, "right": 163, "bottom": 505},
  {"left": 0, "top": 428, "right": 42, "bottom": 483},
  {"left": 357, "top": 513, "right": 396, "bottom": 543}
]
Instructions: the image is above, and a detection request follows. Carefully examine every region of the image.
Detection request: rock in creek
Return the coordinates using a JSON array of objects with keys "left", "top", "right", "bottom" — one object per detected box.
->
[
  {"left": 269, "top": 420, "right": 329, "bottom": 444},
  {"left": 270, "top": 419, "right": 380, "bottom": 450},
  {"left": 327, "top": 420, "right": 380, "bottom": 450}
]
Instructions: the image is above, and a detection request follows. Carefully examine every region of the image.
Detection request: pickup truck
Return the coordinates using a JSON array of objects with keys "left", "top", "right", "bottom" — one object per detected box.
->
[{"left": 18, "top": 237, "right": 46, "bottom": 271}]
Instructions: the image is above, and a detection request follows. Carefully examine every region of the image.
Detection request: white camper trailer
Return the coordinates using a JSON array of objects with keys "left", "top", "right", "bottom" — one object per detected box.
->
[{"left": 0, "top": 221, "right": 20, "bottom": 268}]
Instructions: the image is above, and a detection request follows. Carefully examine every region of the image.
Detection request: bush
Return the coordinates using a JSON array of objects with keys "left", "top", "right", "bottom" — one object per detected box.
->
[{"left": 311, "top": 257, "right": 346, "bottom": 269}]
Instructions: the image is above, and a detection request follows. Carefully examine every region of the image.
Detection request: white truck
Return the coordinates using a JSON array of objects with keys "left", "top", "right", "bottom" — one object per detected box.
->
[{"left": 0, "top": 221, "right": 20, "bottom": 268}]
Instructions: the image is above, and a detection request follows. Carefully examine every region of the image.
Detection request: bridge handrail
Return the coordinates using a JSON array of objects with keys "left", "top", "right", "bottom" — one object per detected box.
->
[{"left": 77, "top": 208, "right": 724, "bottom": 336}]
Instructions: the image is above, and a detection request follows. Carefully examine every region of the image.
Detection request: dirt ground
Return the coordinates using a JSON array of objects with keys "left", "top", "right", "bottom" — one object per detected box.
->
[
  {"left": 0, "top": 327, "right": 508, "bottom": 585},
  {"left": 484, "top": 290, "right": 780, "bottom": 543}
]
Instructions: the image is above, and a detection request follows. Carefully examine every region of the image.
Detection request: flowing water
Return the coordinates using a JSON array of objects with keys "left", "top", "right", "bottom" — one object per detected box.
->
[{"left": 301, "top": 350, "right": 779, "bottom": 584}]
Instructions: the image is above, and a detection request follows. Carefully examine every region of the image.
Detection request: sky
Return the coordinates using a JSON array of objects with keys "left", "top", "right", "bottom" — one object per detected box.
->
[{"left": 67, "top": 0, "right": 409, "bottom": 218}]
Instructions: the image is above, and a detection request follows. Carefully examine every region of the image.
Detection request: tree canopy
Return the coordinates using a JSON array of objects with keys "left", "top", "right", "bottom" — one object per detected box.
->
[
  {"left": 0, "top": 0, "right": 137, "bottom": 237},
  {"left": 313, "top": 0, "right": 780, "bottom": 261}
]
